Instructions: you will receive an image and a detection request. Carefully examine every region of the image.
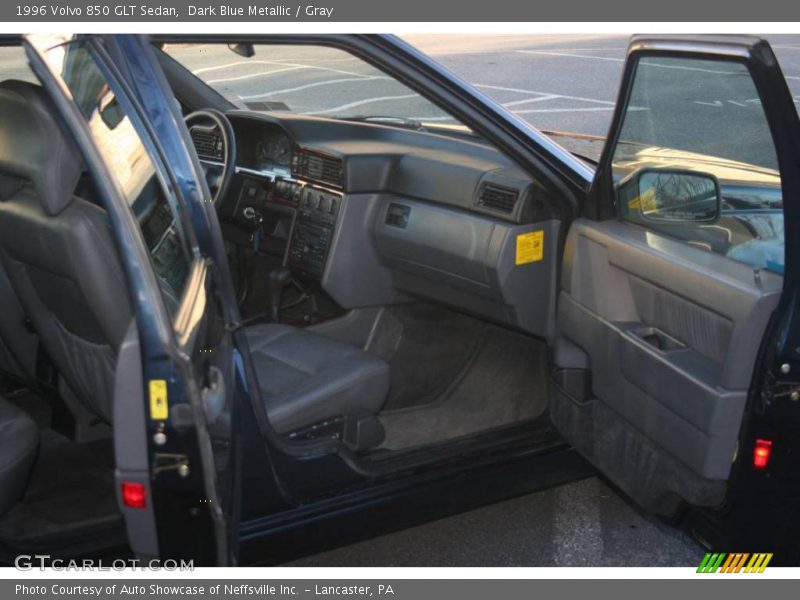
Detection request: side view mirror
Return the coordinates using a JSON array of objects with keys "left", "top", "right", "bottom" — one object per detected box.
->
[{"left": 619, "top": 168, "right": 722, "bottom": 224}]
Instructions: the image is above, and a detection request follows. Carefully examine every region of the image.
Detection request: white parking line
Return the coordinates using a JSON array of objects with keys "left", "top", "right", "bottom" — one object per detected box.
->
[
  {"left": 502, "top": 94, "right": 560, "bottom": 107},
  {"left": 515, "top": 49, "right": 800, "bottom": 79},
  {"left": 194, "top": 58, "right": 373, "bottom": 80},
  {"left": 239, "top": 75, "right": 392, "bottom": 100},
  {"left": 472, "top": 84, "right": 649, "bottom": 115},
  {"left": 512, "top": 106, "right": 617, "bottom": 114},
  {"left": 206, "top": 65, "right": 309, "bottom": 85},
  {"left": 523, "top": 47, "right": 626, "bottom": 52},
  {"left": 305, "top": 94, "right": 420, "bottom": 116},
  {"left": 517, "top": 50, "right": 624, "bottom": 62},
  {"left": 474, "top": 83, "right": 616, "bottom": 106},
  {"left": 257, "top": 56, "right": 360, "bottom": 63},
  {"left": 194, "top": 60, "right": 289, "bottom": 75}
]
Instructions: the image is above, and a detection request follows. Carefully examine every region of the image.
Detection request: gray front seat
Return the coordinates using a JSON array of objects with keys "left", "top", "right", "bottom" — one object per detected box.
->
[
  {"left": 246, "top": 324, "right": 390, "bottom": 445},
  {"left": 0, "top": 395, "right": 39, "bottom": 514},
  {"left": 0, "top": 80, "right": 388, "bottom": 444},
  {"left": 0, "top": 262, "right": 38, "bottom": 382},
  {"left": 0, "top": 80, "right": 132, "bottom": 421}
]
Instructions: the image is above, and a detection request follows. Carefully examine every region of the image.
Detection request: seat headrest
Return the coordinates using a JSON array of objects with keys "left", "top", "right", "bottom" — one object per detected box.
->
[{"left": 0, "top": 80, "right": 83, "bottom": 216}]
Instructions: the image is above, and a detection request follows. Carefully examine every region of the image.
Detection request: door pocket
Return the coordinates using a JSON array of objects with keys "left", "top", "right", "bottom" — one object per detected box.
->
[
  {"left": 630, "top": 326, "right": 686, "bottom": 353},
  {"left": 552, "top": 367, "right": 593, "bottom": 404}
]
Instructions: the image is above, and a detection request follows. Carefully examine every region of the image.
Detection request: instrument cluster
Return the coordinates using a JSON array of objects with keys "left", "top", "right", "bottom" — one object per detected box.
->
[{"left": 253, "top": 129, "right": 292, "bottom": 170}]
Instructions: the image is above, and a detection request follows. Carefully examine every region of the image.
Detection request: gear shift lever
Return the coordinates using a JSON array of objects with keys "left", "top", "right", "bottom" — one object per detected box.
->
[{"left": 267, "top": 267, "right": 292, "bottom": 322}]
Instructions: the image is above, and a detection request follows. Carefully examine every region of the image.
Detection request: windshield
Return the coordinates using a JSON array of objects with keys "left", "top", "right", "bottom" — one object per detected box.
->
[{"left": 163, "top": 43, "right": 464, "bottom": 127}]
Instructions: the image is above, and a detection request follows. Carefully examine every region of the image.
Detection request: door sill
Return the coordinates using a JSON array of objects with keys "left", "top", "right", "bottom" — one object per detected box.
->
[{"left": 344, "top": 414, "right": 565, "bottom": 478}]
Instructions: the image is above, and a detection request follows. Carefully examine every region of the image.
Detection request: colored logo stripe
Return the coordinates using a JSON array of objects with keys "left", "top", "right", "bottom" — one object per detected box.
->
[
  {"left": 720, "top": 553, "right": 750, "bottom": 573},
  {"left": 697, "top": 552, "right": 773, "bottom": 573},
  {"left": 697, "top": 553, "right": 726, "bottom": 573},
  {"left": 745, "top": 553, "right": 773, "bottom": 573}
]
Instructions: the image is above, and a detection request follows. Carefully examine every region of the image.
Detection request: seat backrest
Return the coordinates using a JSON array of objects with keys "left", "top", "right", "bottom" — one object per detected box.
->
[
  {"left": 0, "top": 261, "right": 38, "bottom": 381},
  {"left": 0, "top": 80, "right": 132, "bottom": 420}
]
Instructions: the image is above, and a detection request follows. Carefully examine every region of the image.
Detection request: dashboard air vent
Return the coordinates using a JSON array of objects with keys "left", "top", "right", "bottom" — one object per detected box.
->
[
  {"left": 190, "top": 127, "right": 223, "bottom": 160},
  {"left": 292, "top": 150, "right": 344, "bottom": 188},
  {"left": 477, "top": 183, "right": 519, "bottom": 213}
]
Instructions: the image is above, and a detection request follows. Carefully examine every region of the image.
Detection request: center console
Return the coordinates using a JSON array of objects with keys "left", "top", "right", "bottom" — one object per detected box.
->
[
  {"left": 226, "top": 175, "right": 342, "bottom": 280},
  {"left": 287, "top": 186, "right": 341, "bottom": 277},
  {"left": 218, "top": 133, "right": 345, "bottom": 281}
]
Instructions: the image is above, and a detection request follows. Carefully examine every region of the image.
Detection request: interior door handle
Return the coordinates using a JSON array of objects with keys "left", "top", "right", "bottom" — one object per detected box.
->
[{"left": 631, "top": 326, "right": 686, "bottom": 352}]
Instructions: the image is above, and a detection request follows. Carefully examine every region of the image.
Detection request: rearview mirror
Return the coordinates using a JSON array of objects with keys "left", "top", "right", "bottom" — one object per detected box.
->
[
  {"left": 97, "top": 87, "right": 124, "bottom": 130},
  {"left": 228, "top": 43, "right": 255, "bottom": 58},
  {"left": 620, "top": 168, "right": 721, "bottom": 224}
]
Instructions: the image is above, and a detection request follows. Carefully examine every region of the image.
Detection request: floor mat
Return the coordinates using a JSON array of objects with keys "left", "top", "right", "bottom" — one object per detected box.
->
[
  {"left": 375, "top": 305, "right": 551, "bottom": 450},
  {"left": 0, "top": 428, "right": 121, "bottom": 552},
  {"left": 367, "top": 303, "right": 487, "bottom": 411}
]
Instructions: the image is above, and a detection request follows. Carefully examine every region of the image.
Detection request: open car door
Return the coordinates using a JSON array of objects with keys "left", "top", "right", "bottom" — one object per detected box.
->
[
  {"left": 551, "top": 36, "right": 800, "bottom": 549},
  {"left": 23, "top": 34, "right": 246, "bottom": 565}
]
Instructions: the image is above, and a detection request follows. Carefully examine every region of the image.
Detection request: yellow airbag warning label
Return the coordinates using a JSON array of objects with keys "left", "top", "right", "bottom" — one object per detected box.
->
[
  {"left": 149, "top": 380, "right": 168, "bottom": 420},
  {"left": 516, "top": 231, "right": 544, "bottom": 265}
]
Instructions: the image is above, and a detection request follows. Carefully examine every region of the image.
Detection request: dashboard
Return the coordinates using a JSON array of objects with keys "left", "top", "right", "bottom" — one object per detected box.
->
[
  {"left": 191, "top": 117, "right": 347, "bottom": 277},
  {"left": 189, "top": 110, "right": 563, "bottom": 337}
]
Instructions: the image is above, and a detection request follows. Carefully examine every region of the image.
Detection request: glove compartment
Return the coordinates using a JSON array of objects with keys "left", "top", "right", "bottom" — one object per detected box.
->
[{"left": 373, "top": 196, "right": 559, "bottom": 339}]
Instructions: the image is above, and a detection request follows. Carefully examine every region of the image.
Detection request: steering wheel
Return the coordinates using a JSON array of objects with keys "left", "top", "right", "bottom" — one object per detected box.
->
[{"left": 184, "top": 109, "right": 236, "bottom": 207}]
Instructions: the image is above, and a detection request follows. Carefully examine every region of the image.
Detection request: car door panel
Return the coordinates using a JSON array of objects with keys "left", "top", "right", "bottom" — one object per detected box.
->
[
  {"left": 24, "top": 34, "right": 250, "bottom": 564},
  {"left": 549, "top": 35, "right": 800, "bottom": 515},
  {"left": 113, "top": 321, "right": 159, "bottom": 559},
  {"left": 553, "top": 218, "right": 782, "bottom": 509}
]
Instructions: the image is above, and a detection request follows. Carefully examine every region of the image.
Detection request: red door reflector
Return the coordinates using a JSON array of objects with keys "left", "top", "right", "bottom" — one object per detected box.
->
[
  {"left": 121, "top": 481, "right": 147, "bottom": 508},
  {"left": 753, "top": 439, "right": 773, "bottom": 470}
]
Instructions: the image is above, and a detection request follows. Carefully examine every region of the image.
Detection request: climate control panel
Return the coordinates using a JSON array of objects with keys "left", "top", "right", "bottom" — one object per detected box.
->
[{"left": 287, "top": 186, "right": 341, "bottom": 277}]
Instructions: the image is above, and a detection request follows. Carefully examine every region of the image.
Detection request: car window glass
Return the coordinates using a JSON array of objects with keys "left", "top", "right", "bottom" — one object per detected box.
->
[
  {"left": 40, "top": 39, "right": 192, "bottom": 315},
  {"left": 163, "top": 43, "right": 472, "bottom": 134},
  {"left": 0, "top": 45, "right": 38, "bottom": 83},
  {"left": 612, "top": 56, "right": 784, "bottom": 274}
]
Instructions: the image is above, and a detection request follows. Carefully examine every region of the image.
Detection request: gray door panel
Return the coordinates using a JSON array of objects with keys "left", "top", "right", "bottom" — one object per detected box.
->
[
  {"left": 113, "top": 321, "right": 159, "bottom": 559},
  {"left": 554, "top": 219, "right": 781, "bottom": 489}
]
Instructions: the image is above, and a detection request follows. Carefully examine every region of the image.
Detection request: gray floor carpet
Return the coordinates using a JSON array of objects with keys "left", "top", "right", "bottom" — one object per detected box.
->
[
  {"left": 0, "top": 391, "right": 122, "bottom": 553},
  {"left": 371, "top": 304, "right": 551, "bottom": 451},
  {"left": 0, "top": 428, "right": 120, "bottom": 550}
]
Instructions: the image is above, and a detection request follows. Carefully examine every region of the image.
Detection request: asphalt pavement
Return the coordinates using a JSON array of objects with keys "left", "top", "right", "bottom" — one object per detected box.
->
[
  {"left": 408, "top": 34, "right": 800, "bottom": 137},
  {"left": 287, "top": 477, "right": 703, "bottom": 567}
]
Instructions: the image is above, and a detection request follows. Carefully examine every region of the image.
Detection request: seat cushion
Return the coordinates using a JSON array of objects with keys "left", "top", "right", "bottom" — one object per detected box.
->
[
  {"left": 245, "top": 324, "right": 390, "bottom": 434},
  {"left": 0, "top": 396, "right": 39, "bottom": 514}
]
